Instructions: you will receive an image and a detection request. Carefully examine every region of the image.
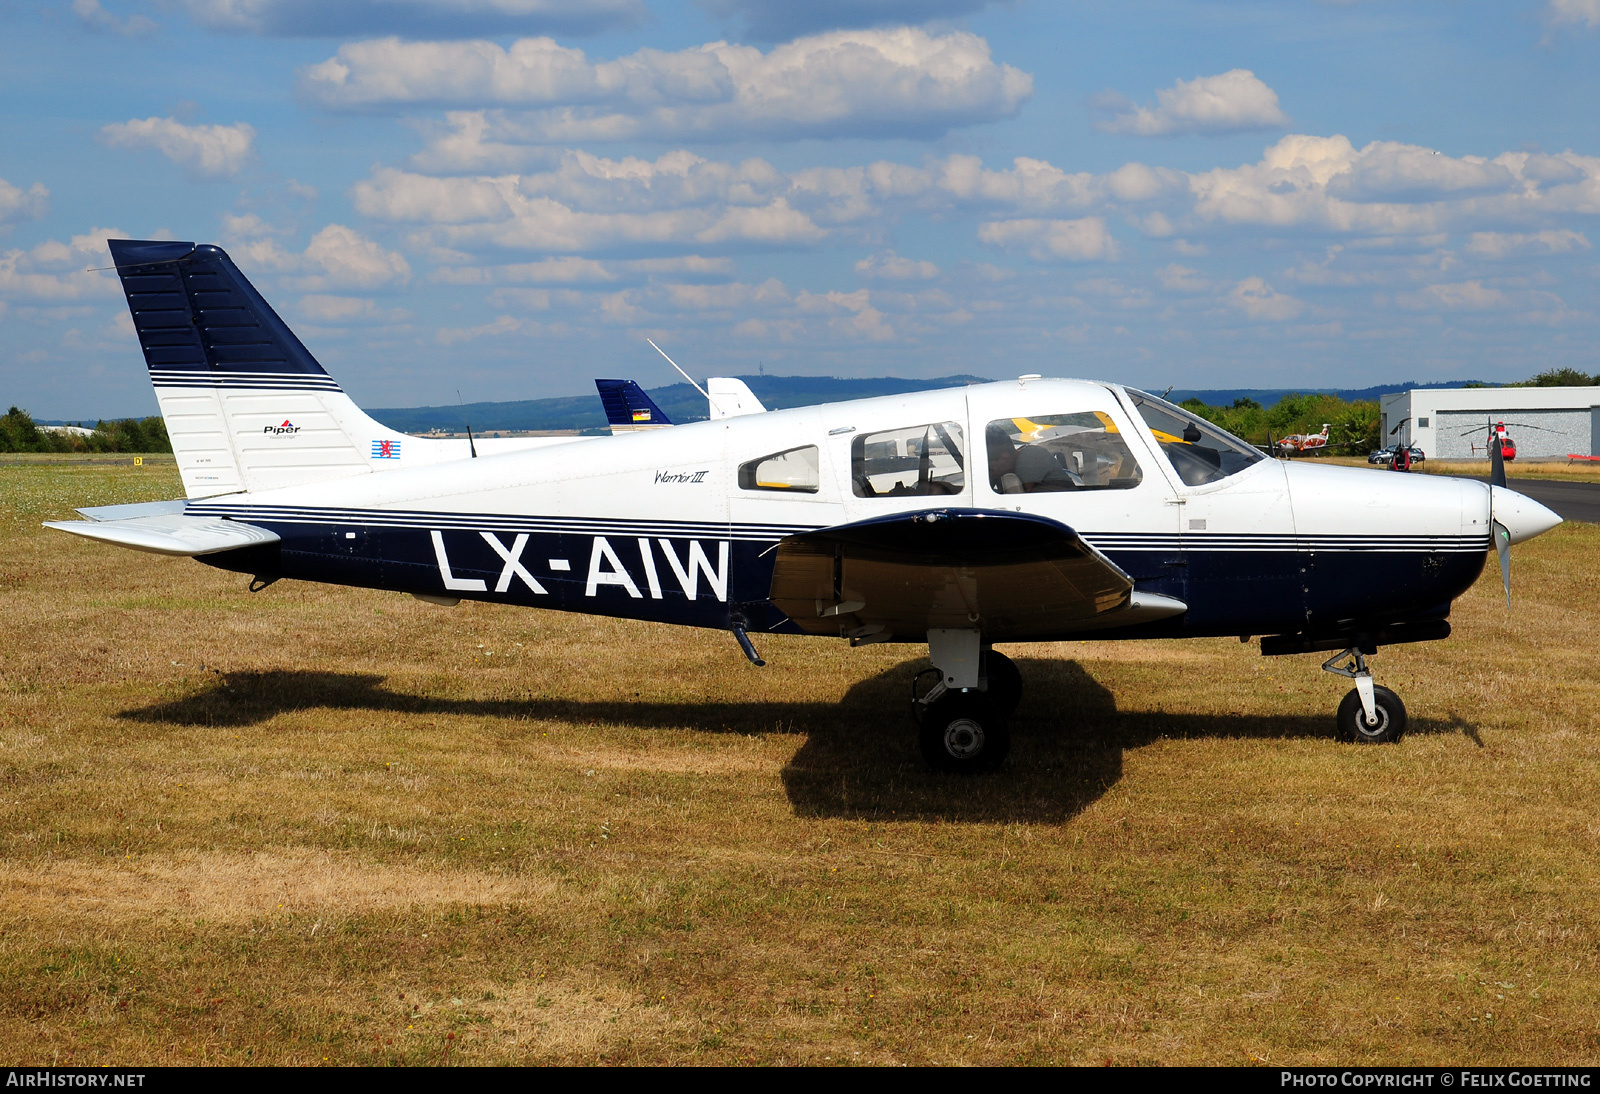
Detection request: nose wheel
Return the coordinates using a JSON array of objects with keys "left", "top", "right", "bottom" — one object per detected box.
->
[{"left": 1323, "top": 648, "right": 1407, "bottom": 743}]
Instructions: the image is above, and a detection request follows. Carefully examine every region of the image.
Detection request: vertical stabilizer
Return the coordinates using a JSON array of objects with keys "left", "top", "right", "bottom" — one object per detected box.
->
[
  {"left": 107, "top": 239, "right": 554, "bottom": 497},
  {"left": 706, "top": 377, "right": 766, "bottom": 419},
  {"left": 595, "top": 378, "right": 673, "bottom": 434}
]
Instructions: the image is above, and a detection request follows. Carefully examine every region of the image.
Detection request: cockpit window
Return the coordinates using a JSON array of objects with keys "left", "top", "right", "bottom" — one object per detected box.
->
[
  {"left": 1126, "top": 390, "right": 1264, "bottom": 487},
  {"left": 852, "top": 422, "right": 965, "bottom": 497},
  {"left": 985, "top": 413, "right": 1142, "bottom": 494}
]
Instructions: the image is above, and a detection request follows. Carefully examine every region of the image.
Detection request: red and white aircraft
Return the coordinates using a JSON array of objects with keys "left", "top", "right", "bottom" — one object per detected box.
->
[{"left": 1276, "top": 424, "right": 1331, "bottom": 456}]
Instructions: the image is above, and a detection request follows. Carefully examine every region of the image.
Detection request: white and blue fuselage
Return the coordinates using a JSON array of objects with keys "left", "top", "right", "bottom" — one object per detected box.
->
[
  {"left": 180, "top": 378, "right": 1511, "bottom": 643},
  {"left": 48, "top": 239, "right": 1564, "bottom": 766}
]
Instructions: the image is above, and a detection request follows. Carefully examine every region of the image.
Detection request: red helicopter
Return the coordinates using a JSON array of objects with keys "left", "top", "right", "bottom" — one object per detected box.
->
[
  {"left": 1460, "top": 419, "right": 1555, "bottom": 463},
  {"left": 1492, "top": 421, "right": 1517, "bottom": 462}
]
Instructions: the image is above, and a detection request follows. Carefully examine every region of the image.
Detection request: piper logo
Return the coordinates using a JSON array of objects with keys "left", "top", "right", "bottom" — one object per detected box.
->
[{"left": 263, "top": 419, "right": 300, "bottom": 435}]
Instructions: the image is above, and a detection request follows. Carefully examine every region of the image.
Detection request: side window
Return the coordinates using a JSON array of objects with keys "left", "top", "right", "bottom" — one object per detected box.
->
[
  {"left": 985, "top": 413, "right": 1143, "bottom": 494},
  {"left": 739, "top": 445, "right": 820, "bottom": 493},
  {"left": 851, "top": 422, "right": 966, "bottom": 498}
]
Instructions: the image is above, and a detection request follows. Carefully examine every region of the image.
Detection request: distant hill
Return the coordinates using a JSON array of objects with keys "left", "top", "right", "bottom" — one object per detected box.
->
[
  {"left": 366, "top": 376, "right": 1492, "bottom": 435},
  {"left": 366, "top": 374, "right": 989, "bottom": 434},
  {"left": 1167, "top": 382, "right": 1489, "bottom": 406},
  {"left": 40, "top": 377, "right": 1494, "bottom": 433}
]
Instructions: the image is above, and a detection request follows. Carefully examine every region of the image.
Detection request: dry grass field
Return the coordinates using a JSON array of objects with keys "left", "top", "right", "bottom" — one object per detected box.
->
[
  {"left": 2, "top": 457, "right": 1599, "bottom": 1066},
  {"left": 1322, "top": 455, "right": 1600, "bottom": 482}
]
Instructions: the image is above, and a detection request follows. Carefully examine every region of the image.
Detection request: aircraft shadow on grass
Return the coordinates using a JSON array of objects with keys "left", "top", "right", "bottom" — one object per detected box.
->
[{"left": 121, "top": 658, "right": 1470, "bottom": 825}]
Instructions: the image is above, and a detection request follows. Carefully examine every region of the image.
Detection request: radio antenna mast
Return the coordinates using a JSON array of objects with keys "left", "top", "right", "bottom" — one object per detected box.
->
[{"left": 648, "top": 338, "right": 724, "bottom": 416}]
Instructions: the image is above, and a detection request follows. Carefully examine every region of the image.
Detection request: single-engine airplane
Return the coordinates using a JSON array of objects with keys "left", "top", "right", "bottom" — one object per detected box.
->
[
  {"left": 45, "top": 240, "right": 1564, "bottom": 771},
  {"left": 1276, "top": 423, "right": 1331, "bottom": 457}
]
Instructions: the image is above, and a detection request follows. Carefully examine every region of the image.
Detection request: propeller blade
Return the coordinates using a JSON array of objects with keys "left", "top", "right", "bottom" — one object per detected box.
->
[
  {"left": 1493, "top": 520, "right": 1511, "bottom": 607},
  {"left": 1489, "top": 436, "right": 1507, "bottom": 489}
]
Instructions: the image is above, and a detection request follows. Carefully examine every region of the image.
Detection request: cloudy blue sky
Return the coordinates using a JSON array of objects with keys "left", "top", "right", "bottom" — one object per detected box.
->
[{"left": 3, "top": 0, "right": 1599, "bottom": 418}]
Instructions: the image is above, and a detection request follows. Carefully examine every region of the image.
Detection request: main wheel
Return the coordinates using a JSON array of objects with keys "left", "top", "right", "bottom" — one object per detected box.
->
[
  {"left": 983, "top": 650, "right": 1023, "bottom": 716},
  {"left": 919, "top": 693, "right": 1010, "bottom": 773},
  {"left": 1335, "top": 685, "right": 1407, "bottom": 744}
]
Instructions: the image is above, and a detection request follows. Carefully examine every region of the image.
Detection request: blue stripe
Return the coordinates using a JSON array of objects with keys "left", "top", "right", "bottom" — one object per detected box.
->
[{"left": 187, "top": 502, "right": 1491, "bottom": 553}]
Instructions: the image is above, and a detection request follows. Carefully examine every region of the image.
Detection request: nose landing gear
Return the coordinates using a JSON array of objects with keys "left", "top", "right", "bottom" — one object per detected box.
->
[{"left": 1322, "top": 647, "right": 1408, "bottom": 743}]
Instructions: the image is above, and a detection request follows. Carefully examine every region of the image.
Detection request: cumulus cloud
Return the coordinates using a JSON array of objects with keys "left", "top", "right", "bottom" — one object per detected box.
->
[
  {"left": 0, "top": 178, "right": 50, "bottom": 225},
  {"left": 181, "top": 0, "right": 642, "bottom": 38},
  {"left": 1465, "top": 229, "right": 1591, "bottom": 258},
  {"left": 436, "top": 314, "right": 529, "bottom": 344},
  {"left": 303, "top": 225, "right": 411, "bottom": 288},
  {"left": 700, "top": 0, "right": 1001, "bottom": 42},
  {"left": 350, "top": 130, "right": 1600, "bottom": 282},
  {"left": 1228, "top": 276, "right": 1304, "bottom": 321},
  {"left": 73, "top": 0, "right": 156, "bottom": 35},
  {"left": 1327, "top": 143, "right": 1517, "bottom": 202},
  {"left": 433, "top": 254, "right": 737, "bottom": 287},
  {"left": 1156, "top": 263, "right": 1210, "bottom": 292},
  {"left": 99, "top": 117, "right": 256, "bottom": 180},
  {"left": 297, "top": 294, "right": 409, "bottom": 323},
  {"left": 1096, "top": 69, "right": 1289, "bottom": 137},
  {"left": 301, "top": 28, "right": 1032, "bottom": 142},
  {"left": 855, "top": 250, "right": 939, "bottom": 280},
  {"left": 0, "top": 229, "right": 129, "bottom": 303},
  {"left": 1545, "top": 0, "right": 1600, "bottom": 28},
  {"left": 230, "top": 224, "right": 410, "bottom": 291},
  {"left": 1394, "top": 280, "right": 1510, "bottom": 311},
  {"left": 1185, "top": 135, "right": 1600, "bottom": 235},
  {"left": 977, "top": 217, "right": 1118, "bottom": 262},
  {"left": 353, "top": 154, "right": 828, "bottom": 252}
]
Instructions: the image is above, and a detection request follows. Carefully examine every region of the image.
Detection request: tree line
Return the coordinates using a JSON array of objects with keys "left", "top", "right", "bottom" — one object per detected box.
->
[
  {"left": 0, "top": 407, "right": 171, "bottom": 454},
  {"left": 1178, "top": 367, "right": 1600, "bottom": 456},
  {"left": 1177, "top": 393, "right": 1382, "bottom": 454}
]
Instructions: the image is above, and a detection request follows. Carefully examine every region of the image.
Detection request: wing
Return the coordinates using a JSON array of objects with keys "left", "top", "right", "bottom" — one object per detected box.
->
[
  {"left": 44, "top": 513, "right": 280, "bottom": 556},
  {"left": 768, "top": 508, "right": 1185, "bottom": 642}
]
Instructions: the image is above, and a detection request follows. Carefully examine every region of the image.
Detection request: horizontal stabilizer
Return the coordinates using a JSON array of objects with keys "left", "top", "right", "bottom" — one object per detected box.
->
[
  {"left": 769, "top": 508, "right": 1186, "bottom": 642},
  {"left": 595, "top": 379, "right": 672, "bottom": 434},
  {"left": 44, "top": 514, "right": 279, "bottom": 556}
]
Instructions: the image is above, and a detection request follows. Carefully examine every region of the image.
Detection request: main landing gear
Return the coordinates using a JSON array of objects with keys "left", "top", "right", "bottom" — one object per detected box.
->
[
  {"left": 1322, "top": 647, "right": 1408, "bottom": 744},
  {"left": 912, "top": 630, "right": 1020, "bottom": 772}
]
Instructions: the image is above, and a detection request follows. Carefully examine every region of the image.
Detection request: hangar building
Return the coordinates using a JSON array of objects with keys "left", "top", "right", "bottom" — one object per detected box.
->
[{"left": 1380, "top": 386, "right": 1600, "bottom": 460}]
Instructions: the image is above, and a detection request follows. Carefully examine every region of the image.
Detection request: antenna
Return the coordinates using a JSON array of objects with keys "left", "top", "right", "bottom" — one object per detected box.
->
[
  {"left": 457, "top": 389, "right": 477, "bottom": 458},
  {"left": 648, "top": 338, "right": 724, "bottom": 416}
]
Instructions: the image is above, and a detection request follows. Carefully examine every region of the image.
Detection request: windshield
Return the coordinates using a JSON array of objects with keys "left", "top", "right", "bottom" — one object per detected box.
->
[{"left": 1125, "top": 390, "right": 1264, "bottom": 487}]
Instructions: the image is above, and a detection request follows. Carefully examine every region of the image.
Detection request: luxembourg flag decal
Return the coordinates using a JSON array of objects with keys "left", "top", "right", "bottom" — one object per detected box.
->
[{"left": 371, "top": 439, "right": 401, "bottom": 459}]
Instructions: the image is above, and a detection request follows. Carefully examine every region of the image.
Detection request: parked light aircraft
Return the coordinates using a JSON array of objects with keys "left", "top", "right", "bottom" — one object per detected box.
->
[
  {"left": 46, "top": 240, "right": 1564, "bottom": 771},
  {"left": 1276, "top": 423, "right": 1331, "bottom": 456}
]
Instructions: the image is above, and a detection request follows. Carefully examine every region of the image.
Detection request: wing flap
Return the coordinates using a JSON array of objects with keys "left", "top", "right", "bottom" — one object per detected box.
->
[
  {"left": 770, "top": 508, "right": 1181, "bottom": 641},
  {"left": 75, "top": 498, "right": 192, "bottom": 521},
  {"left": 44, "top": 514, "right": 280, "bottom": 556}
]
